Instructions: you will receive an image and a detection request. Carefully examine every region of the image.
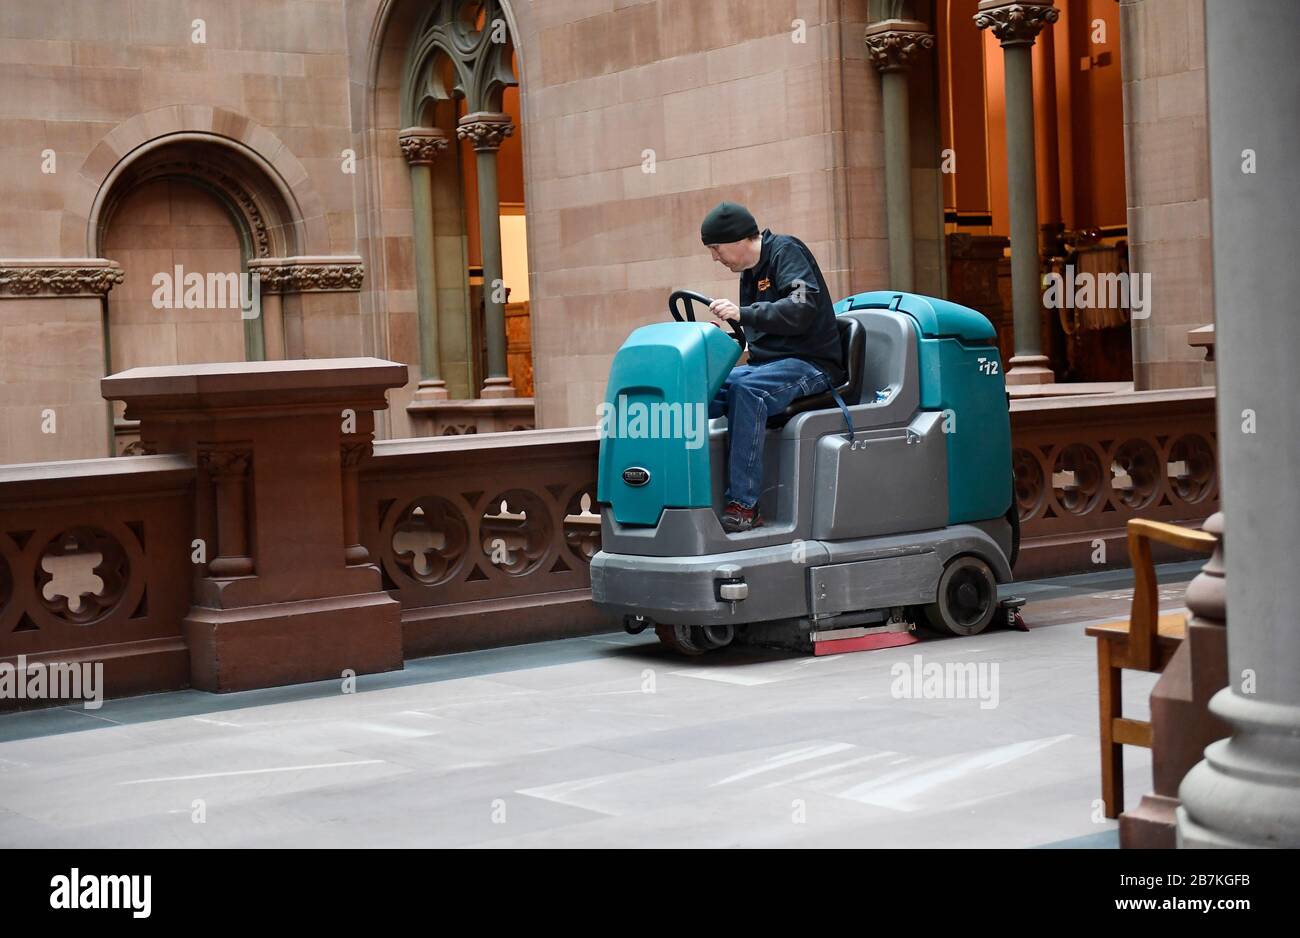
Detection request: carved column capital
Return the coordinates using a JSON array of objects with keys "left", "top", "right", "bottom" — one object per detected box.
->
[
  {"left": 197, "top": 448, "right": 252, "bottom": 480},
  {"left": 456, "top": 112, "right": 514, "bottom": 152},
  {"left": 398, "top": 126, "right": 451, "bottom": 165},
  {"left": 340, "top": 438, "right": 371, "bottom": 470},
  {"left": 974, "top": 0, "right": 1059, "bottom": 46},
  {"left": 864, "top": 20, "right": 934, "bottom": 72},
  {"left": 121, "top": 439, "right": 158, "bottom": 456}
]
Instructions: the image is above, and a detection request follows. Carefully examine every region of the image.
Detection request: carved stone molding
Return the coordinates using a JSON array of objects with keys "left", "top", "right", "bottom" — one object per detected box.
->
[
  {"left": 340, "top": 439, "right": 371, "bottom": 470},
  {"left": 864, "top": 20, "right": 935, "bottom": 72},
  {"left": 35, "top": 527, "right": 131, "bottom": 625},
  {"left": 456, "top": 112, "right": 514, "bottom": 152},
  {"left": 120, "top": 439, "right": 158, "bottom": 457},
  {"left": 0, "top": 259, "right": 124, "bottom": 298},
  {"left": 247, "top": 255, "right": 365, "bottom": 294},
  {"left": 974, "top": 0, "right": 1059, "bottom": 46},
  {"left": 399, "top": 127, "right": 451, "bottom": 165}
]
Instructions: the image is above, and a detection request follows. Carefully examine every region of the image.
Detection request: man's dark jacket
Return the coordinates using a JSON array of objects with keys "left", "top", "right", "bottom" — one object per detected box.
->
[{"left": 738, "top": 229, "right": 845, "bottom": 385}]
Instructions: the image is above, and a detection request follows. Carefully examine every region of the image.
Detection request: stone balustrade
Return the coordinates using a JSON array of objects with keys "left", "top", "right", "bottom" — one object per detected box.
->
[
  {"left": 0, "top": 359, "right": 1218, "bottom": 708},
  {"left": 1012, "top": 387, "right": 1218, "bottom": 577},
  {"left": 0, "top": 453, "right": 193, "bottom": 705},
  {"left": 358, "top": 427, "right": 605, "bottom": 658}
]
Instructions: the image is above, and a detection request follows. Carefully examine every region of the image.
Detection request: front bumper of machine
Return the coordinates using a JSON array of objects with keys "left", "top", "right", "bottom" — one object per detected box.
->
[{"left": 590, "top": 523, "right": 1012, "bottom": 628}]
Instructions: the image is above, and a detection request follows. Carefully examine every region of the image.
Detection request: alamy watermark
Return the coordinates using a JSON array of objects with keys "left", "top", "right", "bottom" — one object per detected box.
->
[
  {"left": 1042, "top": 264, "right": 1151, "bottom": 320},
  {"left": 596, "top": 397, "right": 709, "bottom": 451},
  {"left": 0, "top": 655, "right": 103, "bottom": 709},
  {"left": 151, "top": 265, "right": 261, "bottom": 320},
  {"left": 890, "top": 654, "right": 1000, "bottom": 710},
  {"left": 50, "top": 869, "right": 150, "bottom": 918}
]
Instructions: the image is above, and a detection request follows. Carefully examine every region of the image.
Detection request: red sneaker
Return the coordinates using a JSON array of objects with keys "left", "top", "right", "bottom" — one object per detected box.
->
[{"left": 721, "top": 501, "right": 763, "bottom": 533}]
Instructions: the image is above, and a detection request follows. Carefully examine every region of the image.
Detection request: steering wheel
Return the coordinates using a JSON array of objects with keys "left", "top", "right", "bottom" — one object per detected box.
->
[{"left": 667, "top": 289, "right": 746, "bottom": 350}]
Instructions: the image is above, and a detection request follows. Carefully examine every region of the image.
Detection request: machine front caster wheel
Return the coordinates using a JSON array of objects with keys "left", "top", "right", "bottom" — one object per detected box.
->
[
  {"left": 697, "top": 624, "right": 735, "bottom": 650},
  {"left": 655, "top": 624, "right": 708, "bottom": 655},
  {"left": 923, "top": 555, "right": 999, "bottom": 636}
]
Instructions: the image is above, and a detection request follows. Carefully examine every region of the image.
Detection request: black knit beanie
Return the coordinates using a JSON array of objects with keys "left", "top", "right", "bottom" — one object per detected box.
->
[{"left": 700, "top": 201, "right": 759, "bottom": 245}]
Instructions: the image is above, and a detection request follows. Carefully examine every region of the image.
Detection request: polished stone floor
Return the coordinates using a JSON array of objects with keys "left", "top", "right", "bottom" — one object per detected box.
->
[{"left": 0, "top": 563, "right": 1203, "bottom": 848}]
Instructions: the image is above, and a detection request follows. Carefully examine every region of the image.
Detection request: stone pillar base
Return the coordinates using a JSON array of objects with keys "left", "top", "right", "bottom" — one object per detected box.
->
[
  {"left": 480, "top": 376, "right": 519, "bottom": 399},
  {"left": 1176, "top": 805, "right": 1259, "bottom": 849},
  {"left": 1005, "top": 354, "right": 1054, "bottom": 385},
  {"left": 414, "top": 379, "right": 450, "bottom": 402},
  {"left": 1177, "top": 692, "right": 1300, "bottom": 848},
  {"left": 184, "top": 592, "right": 403, "bottom": 693}
]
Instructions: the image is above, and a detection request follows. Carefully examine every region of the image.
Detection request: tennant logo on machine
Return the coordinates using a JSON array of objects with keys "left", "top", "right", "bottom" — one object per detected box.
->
[{"left": 622, "top": 466, "right": 651, "bottom": 487}]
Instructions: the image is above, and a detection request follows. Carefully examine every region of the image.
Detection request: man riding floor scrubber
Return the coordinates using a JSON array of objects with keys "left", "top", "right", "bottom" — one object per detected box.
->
[{"left": 590, "top": 289, "right": 1024, "bottom": 655}]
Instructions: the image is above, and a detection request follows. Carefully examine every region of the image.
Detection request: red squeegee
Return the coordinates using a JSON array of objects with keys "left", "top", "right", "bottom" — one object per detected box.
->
[{"left": 810, "top": 621, "right": 919, "bottom": 656}]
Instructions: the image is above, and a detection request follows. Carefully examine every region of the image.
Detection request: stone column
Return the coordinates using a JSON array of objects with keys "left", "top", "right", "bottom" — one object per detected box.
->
[
  {"left": 199, "top": 448, "right": 255, "bottom": 577},
  {"left": 1177, "top": 0, "right": 1300, "bottom": 849},
  {"left": 865, "top": 20, "right": 934, "bottom": 293},
  {"left": 1033, "top": 22, "right": 1064, "bottom": 253},
  {"left": 340, "top": 437, "right": 370, "bottom": 566},
  {"left": 399, "top": 127, "right": 452, "bottom": 402},
  {"left": 258, "top": 289, "right": 286, "bottom": 360},
  {"left": 457, "top": 111, "right": 517, "bottom": 399},
  {"left": 975, "top": 0, "right": 1058, "bottom": 385}
]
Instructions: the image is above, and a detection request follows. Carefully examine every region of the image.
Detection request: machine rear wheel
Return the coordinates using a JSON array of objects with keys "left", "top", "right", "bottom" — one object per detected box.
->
[{"left": 923, "top": 555, "right": 999, "bottom": 636}]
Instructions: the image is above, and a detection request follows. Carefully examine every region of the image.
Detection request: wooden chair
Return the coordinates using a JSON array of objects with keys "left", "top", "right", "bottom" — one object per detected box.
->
[{"left": 1086, "top": 518, "right": 1217, "bottom": 818}]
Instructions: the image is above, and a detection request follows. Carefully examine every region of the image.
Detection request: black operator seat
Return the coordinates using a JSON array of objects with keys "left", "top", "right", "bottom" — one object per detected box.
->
[{"left": 767, "top": 315, "right": 865, "bottom": 428}]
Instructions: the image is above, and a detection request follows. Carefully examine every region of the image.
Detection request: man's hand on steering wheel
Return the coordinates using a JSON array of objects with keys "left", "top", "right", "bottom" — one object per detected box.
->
[
  {"left": 667, "top": 288, "right": 746, "bottom": 350},
  {"left": 709, "top": 298, "right": 741, "bottom": 323}
]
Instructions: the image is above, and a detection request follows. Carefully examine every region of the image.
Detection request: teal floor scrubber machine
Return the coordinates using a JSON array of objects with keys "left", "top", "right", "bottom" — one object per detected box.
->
[{"left": 590, "top": 289, "right": 1025, "bottom": 656}]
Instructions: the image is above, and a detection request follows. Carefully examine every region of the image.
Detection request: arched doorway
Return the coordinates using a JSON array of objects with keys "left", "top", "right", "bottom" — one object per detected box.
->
[
  {"left": 94, "top": 136, "right": 303, "bottom": 451},
  {"left": 388, "top": 0, "right": 534, "bottom": 434}
]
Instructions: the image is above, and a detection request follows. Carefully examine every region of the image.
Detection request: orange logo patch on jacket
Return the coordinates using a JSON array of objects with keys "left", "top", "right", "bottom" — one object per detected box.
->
[{"left": 757, "top": 277, "right": 771, "bottom": 291}]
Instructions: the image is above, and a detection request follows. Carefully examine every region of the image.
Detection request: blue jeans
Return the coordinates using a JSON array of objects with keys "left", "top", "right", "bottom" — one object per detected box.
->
[{"left": 708, "top": 358, "right": 830, "bottom": 509}]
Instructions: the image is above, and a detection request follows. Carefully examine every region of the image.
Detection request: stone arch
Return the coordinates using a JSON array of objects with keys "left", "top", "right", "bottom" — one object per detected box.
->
[
  {"left": 401, "top": 1, "right": 520, "bottom": 126},
  {"left": 366, "top": 0, "right": 533, "bottom": 129},
  {"left": 92, "top": 136, "right": 301, "bottom": 262},
  {"left": 62, "top": 106, "right": 329, "bottom": 259},
  {"left": 75, "top": 111, "right": 334, "bottom": 429}
]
